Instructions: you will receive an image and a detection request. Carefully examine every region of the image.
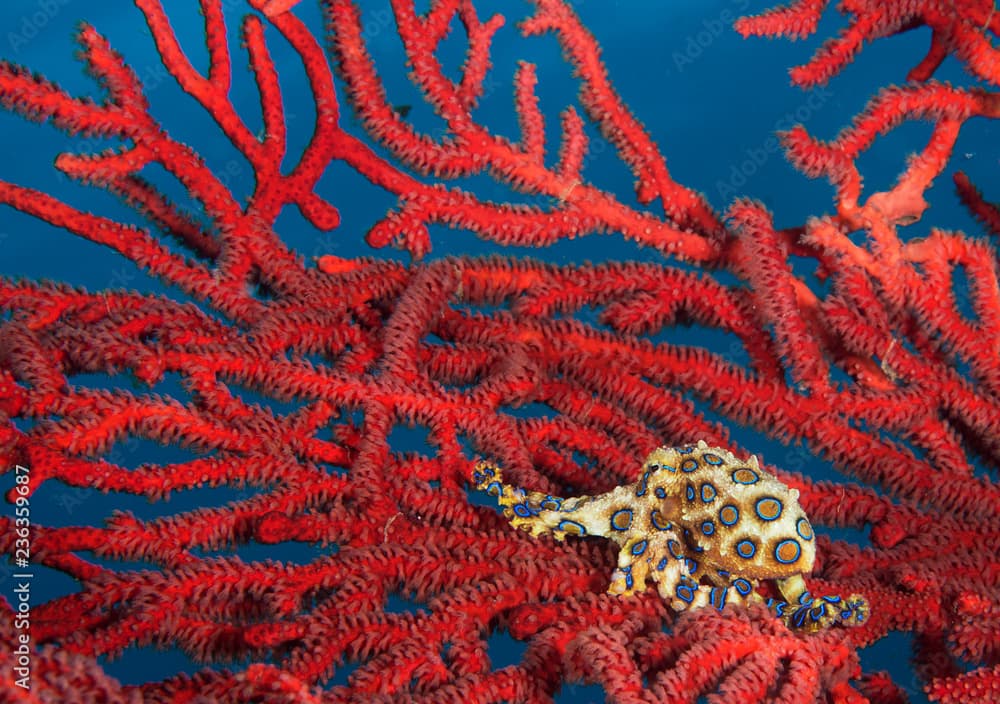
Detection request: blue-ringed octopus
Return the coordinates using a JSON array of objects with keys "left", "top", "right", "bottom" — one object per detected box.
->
[{"left": 473, "top": 440, "right": 868, "bottom": 632}]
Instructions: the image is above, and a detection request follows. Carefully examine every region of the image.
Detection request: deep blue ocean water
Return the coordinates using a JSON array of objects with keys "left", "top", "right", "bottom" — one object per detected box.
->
[{"left": 0, "top": 1, "right": 994, "bottom": 701}]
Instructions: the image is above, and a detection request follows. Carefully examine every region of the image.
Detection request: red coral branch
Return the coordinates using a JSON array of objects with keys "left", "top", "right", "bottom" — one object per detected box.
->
[{"left": 736, "top": 0, "right": 1000, "bottom": 87}]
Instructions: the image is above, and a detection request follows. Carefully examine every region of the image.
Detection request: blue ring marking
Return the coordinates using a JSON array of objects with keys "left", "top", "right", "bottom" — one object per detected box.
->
[
  {"left": 675, "top": 583, "right": 696, "bottom": 603},
  {"left": 774, "top": 539, "right": 801, "bottom": 564},
  {"left": 615, "top": 565, "right": 634, "bottom": 590},
  {"left": 702, "top": 452, "right": 723, "bottom": 465},
  {"left": 474, "top": 466, "right": 495, "bottom": 481},
  {"left": 755, "top": 497, "right": 783, "bottom": 521},
  {"left": 663, "top": 464, "right": 677, "bottom": 472},
  {"left": 635, "top": 470, "right": 651, "bottom": 497},
  {"left": 821, "top": 595, "right": 842, "bottom": 605},
  {"left": 540, "top": 496, "right": 562, "bottom": 511},
  {"left": 732, "top": 468, "right": 759, "bottom": 485},
  {"left": 685, "top": 485, "right": 696, "bottom": 501},
  {"left": 701, "top": 520, "right": 715, "bottom": 536},
  {"left": 684, "top": 557, "right": 698, "bottom": 574},
  {"left": 700, "top": 483, "right": 717, "bottom": 502},
  {"left": 654, "top": 486, "right": 667, "bottom": 499},
  {"left": 650, "top": 509, "right": 671, "bottom": 531},
  {"left": 796, "top": 517, "right": 814, "bottom": 541},
  {"left": 561, "top": 500, "right": 582, "bottom": 513},
  {"left": 735, "top": 539, "right": 756, "bottom": 559},
  {"left": 842, "top": 598, "right": 866, "bottom": 623},
  {"left": 681, "top": 458, "right": 699, "bottom": 473},
  {"left": 718, "top": 504, "right": 740, "bottom": 526},
  {"left": 610, "top": 508, "right": 633, "bottom": 532},
  {"left": 667, "top": 539, "right": 683, "bottom": 560},
  {"left": 485, "top": 481, "right": 503, "bottom": 497},
  {"left": 631, "top": 540, "right": 648, "bottom": 556},
  {"left": 767, "top": 598, "right": 787, "bottom": 617},
  {"left": 716, "top": 569, "right": 730, "bottom": 578},
  {"left": 679, "top": 446, "right": 694, "bottom": 454},
  {"left": 710, "top": 586, "right": 727, "bottom": 610},
  {"left": 556, "top": 519, "right": 587, "bottom": 536},
  {"left": 733, "top": 578, "right": 753, "bottom": 596},
  {"left": 656, "top": 556, "right": 669, "bottom": 571},
  {"left": 512, "top": 503, "right": 538, "bottom": 518}
]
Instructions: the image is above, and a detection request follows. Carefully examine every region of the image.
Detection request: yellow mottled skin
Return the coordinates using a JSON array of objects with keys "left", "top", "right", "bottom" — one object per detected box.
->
[{"left": 473, "top": 440, "right": 868, "bottom": 632}]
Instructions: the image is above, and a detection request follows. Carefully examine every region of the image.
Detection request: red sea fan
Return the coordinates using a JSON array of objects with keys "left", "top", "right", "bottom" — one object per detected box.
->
[{"left": 0, "top": 1, "right": 998, "bottom": 702}]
